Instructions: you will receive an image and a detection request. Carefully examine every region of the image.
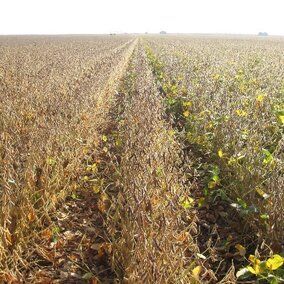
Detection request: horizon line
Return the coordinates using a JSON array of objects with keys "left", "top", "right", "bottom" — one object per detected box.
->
[{"left": 0, "top": 32, "right": 283, "bottom": 37}]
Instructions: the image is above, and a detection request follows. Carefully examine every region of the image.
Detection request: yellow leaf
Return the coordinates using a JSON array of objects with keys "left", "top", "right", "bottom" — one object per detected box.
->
[
  {"left": 256, "top": 94, "right": 264, "bottom": 103},
  {"left": 236, "top": 109, "right": 247, "bottom": 117},
  {"left": 228, "top": 158, "right": 236, "bottom": 165},
  {"left": 183, "top": 101, "right": 192, "bottom": 108},
  {"left": 247, "top": 266, "right": 257, "bottom": 275},
  {"left": 208, "top": 180, "right": 217, "bottom": 189},
  {"left": 192, "top": 265, "right": 202, "bottom": 278},
  {"left": 115, "top": 137, "right": 123, "bottom": 147},
  {"left": 218, "top": 149, "right": 224, "bottom": 158},
  {"left": 46, "top": 157, "right": 56, "bottom": 166},
  {"left": 181, "top": 197, "right": 194, "bottom": 209},
  {"left": 266, "top": 254, "right": 284, "bottom": 270},
  {"left": 248, "top": 263, "right": 262, "bottom": 275},
  {"left": 255, "top": 187, "right": 270, "bottom": 199},
  {"left": 91, "top": 163, "right": 98, "bottom": 173},
  {"left": 168, "top": 129, "right": 175, "bottom": 137},
  {"left": 102, "top": 135, "right": 107, "bottom": 142},
  {"left": 247, "top": 255, "right": 263, "bottom": 275},
  {"left": 93, "top": 185, "right": 101, "bottom": 194},
  {"left": 249, "top": 254, "right": 259, "bottom": 263},
  {"left": 213, "top": 74, "right": 221, "bottom": 81},
  {"left": 235, "top": 244, "right": 246, "bottom": 256},
  {"left": 183, "top": 110, "right": 190, "bottom": 117},
  {"left": 206, "top": 122, "right": 213, "bottom": 129},
  {"left": 82, "top": 176, "right": 89, "bottom": 181},
  {"left": 278, "top": 114, "right": 284, "bottom": 124},
  {"left": 87, "top": 163, "right": 98, "bottom": 173}
]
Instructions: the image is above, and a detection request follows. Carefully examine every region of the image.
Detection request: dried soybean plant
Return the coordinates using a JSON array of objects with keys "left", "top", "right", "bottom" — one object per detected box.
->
[
  {"left": 106, "top": 43, "right": 202, "bottom": 283},
  {"left": 0, "top": 35, "right": 136, "bottom": 279}
]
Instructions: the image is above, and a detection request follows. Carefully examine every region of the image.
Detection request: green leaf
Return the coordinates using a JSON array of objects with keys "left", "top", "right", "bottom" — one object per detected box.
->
[
  {"left": 262, "top": 148, "right": 274, "bottom": 165},
  {"left": 237, "top": 198, "right": 247, "bottom": 209},
  {"left": 198, "top": 197, "right": 206, "bottom": 207},
  {"left": 260, "top": 213, "right": 269, "bottom": 219},
  {"left": 71, "top": 193, "right": 77, "bottom": 199},
  {"left": 210, "top": 165, "right": 220, "bottom": 176},
  {"left": 268, "top": 276, "right": 278, "bottom": 284},
  {"left": 212, "top": 174, "right": 220, "bottom": 183}
]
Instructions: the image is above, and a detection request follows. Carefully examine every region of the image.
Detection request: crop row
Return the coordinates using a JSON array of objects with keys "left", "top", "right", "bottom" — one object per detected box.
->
[
  {"left": 144, "top": 35, "right": 284, "bottom": 250},
  {"left": 0, "top": 35, "right": 136, "bottom": 279}
]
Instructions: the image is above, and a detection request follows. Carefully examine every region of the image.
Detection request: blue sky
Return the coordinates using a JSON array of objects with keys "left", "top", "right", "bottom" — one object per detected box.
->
[{"left": 0, "top": 0, "right": 283, "bottom": 35}]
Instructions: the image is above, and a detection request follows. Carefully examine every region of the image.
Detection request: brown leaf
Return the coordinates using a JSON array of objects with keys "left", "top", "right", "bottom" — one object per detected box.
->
[
  {"left": 176, "top": 232, "right": 189, "bottom": 242},
  {"left": 0, "top": 273, "right": 20, "bottom": 283},
  {"left": 41, "top": 229, "right": 52, "bottom": 241},
  {"left": 90, "top": 277, "right": 100, "bottom": 284},
  {"left": 97, "top": 193, "right": 111, "bottom": 213},
  {"left": 5, "top": 230, "right": 13, "bottom": 245},
  {"left": 28, "top": 209, "right": 36, "bottom": 222},
  {"left": 35, "top": 276, "right": 54, "bottom": 284},
  {"left": 98, "top": 243, "right": 112, "bottom": 257}
]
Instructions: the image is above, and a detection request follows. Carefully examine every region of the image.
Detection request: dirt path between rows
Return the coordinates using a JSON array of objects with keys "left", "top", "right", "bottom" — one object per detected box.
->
[{"left": 24, "top": 192, "right": 114, "bottom": 283}]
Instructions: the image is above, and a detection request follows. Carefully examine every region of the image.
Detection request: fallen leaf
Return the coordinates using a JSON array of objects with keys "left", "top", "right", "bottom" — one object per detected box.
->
[
  {"left": 235, "top": 244, "right": 246, "bottom": 256},
  {"left": 40, "top": 229, "right": 53, "bottom": 241},
  {"left": 98, "top": 243, "right": 112, "bottom": 257}
]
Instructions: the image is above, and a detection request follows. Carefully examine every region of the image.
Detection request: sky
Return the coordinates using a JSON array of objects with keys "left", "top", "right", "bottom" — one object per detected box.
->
[{"left": 0, "top": 0, "right": 283, "bottom": 35}]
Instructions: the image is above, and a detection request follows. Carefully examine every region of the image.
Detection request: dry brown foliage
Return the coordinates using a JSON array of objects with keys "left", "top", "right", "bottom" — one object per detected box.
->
[
  {"left": 0, "top": 35, "right": 136, "bottom": 279},
  {"left": 103, "top": 44, "right": 202, "bottom": 283},
  {"left": 1, "top": 34, "right": 283, "bottom": 284}
]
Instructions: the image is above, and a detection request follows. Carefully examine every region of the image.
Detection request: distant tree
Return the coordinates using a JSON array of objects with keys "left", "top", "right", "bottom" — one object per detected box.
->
[
  {"left": 160, "top": 31, "right": 167, "bottom": 34},
  {"left": 258, "top": 32, "right": 268, "bottom": 36}
]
